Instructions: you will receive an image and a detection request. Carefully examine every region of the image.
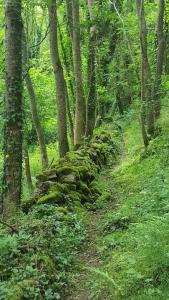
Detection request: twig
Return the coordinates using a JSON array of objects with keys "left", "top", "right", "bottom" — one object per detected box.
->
[
  {"left": 30, "top": 23, "right": 50, "bottom": 49},
  {"left": 48, "top": 157, "right": 55, "bottom": 169}
]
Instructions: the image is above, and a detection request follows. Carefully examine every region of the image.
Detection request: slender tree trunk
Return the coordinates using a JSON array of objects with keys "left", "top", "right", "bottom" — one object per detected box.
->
[
  {"left": 86, "top": 0, "right": 96, "bottom": 138},
  {"left": 2, "top": 0, "right": 23, "bottom": 220},
  {"left": 72, "top": 0, "right": 86, "bottom": 146},
  {"left": 48, "top": 0, "right": 69, "bottom": 157},
  {"left": 154, "top": 0, "right": 165, "bottom": 119},
  {"left": 136, "top": 0, "right": 155, "bottom": 138},
  {"left": 66, "top": 0, "right": 73, "bottom": 39},
  {"left": 58, "top": 22, "right": 74, "bottom": 144},
  {"left": 65, "top": 88, "right": 74, "bottom": 146},
  {"left": 24, "top": 145, "right": 33, "bottom": 192},
  {"left": 23, "top": 31, "right": 48, "bottom": 170}
]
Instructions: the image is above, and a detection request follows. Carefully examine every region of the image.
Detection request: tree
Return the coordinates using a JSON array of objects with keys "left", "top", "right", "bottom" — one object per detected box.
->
[
  {"left": 72, "top": 0, "right": 86, "bottom": 146},
  {"left": 23, "top": 30, "right": 49, "bottom": 169},
  {"left": 86, "top": 0, "right": 97, "bottom": 138},
  {"left": 2, "top": 0, "right": 23, "bottom": 219},
  {"left": 23, "top": 145, "right": 33, "bottom": 192},
  {"left": 136, "top": 0, "right": 155, "bottom": 142},
  {"left": 48, "top": 0, "right": 69, "bottom": 157},
  {"left": 154, "top": 0, "right": 165, "bottom": 119}
]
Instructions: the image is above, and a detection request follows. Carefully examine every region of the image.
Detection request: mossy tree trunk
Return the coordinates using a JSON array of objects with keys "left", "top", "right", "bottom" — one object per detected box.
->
[
  {"left": 48, "top": 0, "right": 69, "bottom": 157},
  {"left": 2, "top": 0, "right": 23, "bottom": 220},
  {"left": 23, "top": 30, "right": 49, "bottom": 170},
  {"left": 86, "top": 0, "right": 97, "bottom": 139},
  {"left": 72, "top": 0, "right": 86, "bottom": 147},
  {"left": 24, "top": 145, "right": 33, "bottom": 192},
  {"left": 66, "top": 0, "right": 73, "bottom": 39},
  {"left": 154, "top": 0, "right": 165, "bottom": 120},
  {"left": 136, "top": 0, "right": 155, "bottom": 140},
  {"left": 58, "top": 22, "right": 74, "bottom": 145}
]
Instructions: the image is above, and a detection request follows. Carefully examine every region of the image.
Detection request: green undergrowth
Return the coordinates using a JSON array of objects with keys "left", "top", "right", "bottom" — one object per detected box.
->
[
  {"left": 0, "top": 205, "right": 85, "bottom": 300},
  {"left": 87, "top": 108, "right": 169, "bottom": 299},
  {"left": 0, "top": 124, "right": 120, "bottom": 300}
]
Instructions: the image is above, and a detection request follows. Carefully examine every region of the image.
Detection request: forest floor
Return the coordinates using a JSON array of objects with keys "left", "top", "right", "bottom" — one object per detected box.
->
[
  {"left": 68, "top": 106, "right": 169, "bottom": 299},
  {"left": 67, "top": 162, "right": 120, "bottom": 300}
]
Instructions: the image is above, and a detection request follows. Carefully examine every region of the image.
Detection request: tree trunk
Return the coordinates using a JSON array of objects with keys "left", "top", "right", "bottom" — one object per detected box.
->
[
  {"left": 154, "top": 0, "right": 165, "bottom": 119},
  {"left": 86, "top": 0, "right": 96, "bottom": 139},
  {"left": 66, "top": 0, "right": 73, "bottom": 39},
  {"left": 58, "top": 22, "right": 74, "bottom": 145},
  {"left": 72, "top": 0, "right": 86, "bottom": 146},
  {"left": 2, "top": 0, "right": 23, "bottom": 220},
  {"left": 23, "top": 145, "right": 33, "bottom": 192},
  {"left": 23, "top": 31, "right": 49, "bottom": 170},
  {"left": 48, "top": 0, "right": 69, "bottom": 157},
  {"left": 136, "top": 0, "right": 155, "bottom": 137}
]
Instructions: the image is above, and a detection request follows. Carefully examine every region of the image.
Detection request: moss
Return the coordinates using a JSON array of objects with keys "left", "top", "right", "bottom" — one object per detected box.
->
[
  {"left": 89, "top": 182, "right": 102, "bottom": 195},
  {"left": 29, "top": 131, "right": 115, "bottom": 212},
  {"left": 50, "top": 183, "right": 68, "bottom": 194},
  {"left": 37, "top": 168, "right": 57, "bottom": 182},
  {"left": 96, "top": 192, "right": 112, "bottom": 208},
  {"left": 56, "top": 165, "right": 79, "bottom": 177},
  {"left": 65, "top": 183, "right": 77, "bottom": 191},
  {"left": 37, "top": 191, "right": 63, "bottom": 205},
  {"left": 77, "top": 181, "right": 90, "bottom": 194},
  {"left": 55, "top": 207, "right": 68, "bottom": 214},
  {"left": 84, "top": 202, "right": 95, "bottom": 211},
  {"left": 7, "top": 285, "right": 23, "bottom": 300},
  {"left": 61, "top": 173, "right": 77, "bottom": 184},
  {"left": 68, "top": 191, "right": 82, "bottom": 202},
  {"left": 8, "top": 279, "right": 35, "bottom": 300}
]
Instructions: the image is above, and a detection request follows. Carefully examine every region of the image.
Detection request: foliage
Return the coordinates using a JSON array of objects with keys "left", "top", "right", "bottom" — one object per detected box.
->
[
  {"left": 85, "top": 103, "right": 169, "bottom": 299},
  {"left": 0, "top": 205, "right": 85, "bottom": 299}
]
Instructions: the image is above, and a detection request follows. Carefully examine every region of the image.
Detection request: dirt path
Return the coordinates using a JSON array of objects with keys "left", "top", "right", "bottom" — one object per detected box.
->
[
  {"left": 67, "top": 165, "right": 118, "bottom": 300},
  {"left": 67, "top": 212, "right": 103, "bottom": 300}
]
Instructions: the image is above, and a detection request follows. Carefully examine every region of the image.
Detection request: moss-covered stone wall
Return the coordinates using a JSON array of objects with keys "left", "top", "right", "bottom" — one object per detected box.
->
[{"left": 25, "top": 132, "right": 117, "bottom": 212}]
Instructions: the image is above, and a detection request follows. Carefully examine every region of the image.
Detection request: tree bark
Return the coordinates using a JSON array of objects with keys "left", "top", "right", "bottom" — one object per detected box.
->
[
  {"left": 154, "top": 0, "right": 165, "bottom": 119},
  {"left": 2, "top": 0, "right": 23, "bottom": 220},
  {"left": 66, "top": 0, "right": 73, "bottom": 39},
  {"left": 48, "top": 0, "right": 69, "bottom": 157},
  {"left": 23, "top": 31, "right": 49, "bottom": 170},
  {"left": 136, "top": 0, "right": 155, "bottom": 138},
  {"left": 58, "top": 22, "right": 74, "bottom": 145},
  {"left": 23, "top": 145, "right": 33, "bottom": 192},
  {"left": 86, "top": 0, "right": 96, "bottom": 139},
  {"left": 72, "top": 0, "right": 86, "bottom": 146}
]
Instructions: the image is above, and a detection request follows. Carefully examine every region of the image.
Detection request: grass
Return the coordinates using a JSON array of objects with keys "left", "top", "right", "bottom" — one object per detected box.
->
[{"left": 85, "top": 104, "right": 169, "bottom": 299}]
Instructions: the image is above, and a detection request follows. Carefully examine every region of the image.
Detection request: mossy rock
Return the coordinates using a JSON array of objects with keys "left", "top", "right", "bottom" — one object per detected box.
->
[
  {"left": 81, "top": 194, "right": 90, "bottom": 204},
  {"left": 65, "top": 183, "right": 77, "bottom": 191},
  {"left": 37, "top": 168, "right": 57, "bottom": 183},
  {"left": 89, "top": 182, "right": 102, "bottom": 195},
  {"left": 77, "top": 181, "right": 90, "bottom": 195},
  {"left": 37, "top": 191, "right": 63, "bottom": 205},
  {"left": 68, "top": 191, "right": 82, "bottom": 202},
  {"left": 50, "top": 182, "right": 68, "bottom": 194},
  {"left": 61, "top": 173, "right": 77, "bottom": 184},
  {"left": 56, "top": 165, "right": 79, "bottom": 177}
]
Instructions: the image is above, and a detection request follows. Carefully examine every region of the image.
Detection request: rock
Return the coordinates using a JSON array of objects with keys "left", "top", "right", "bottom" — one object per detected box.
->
[
  {"left": 37, "top": 191, "right": 64, "bottom": 205},
  {"left": 61, "top": 173, "right": 77, "bottom": 184}
]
